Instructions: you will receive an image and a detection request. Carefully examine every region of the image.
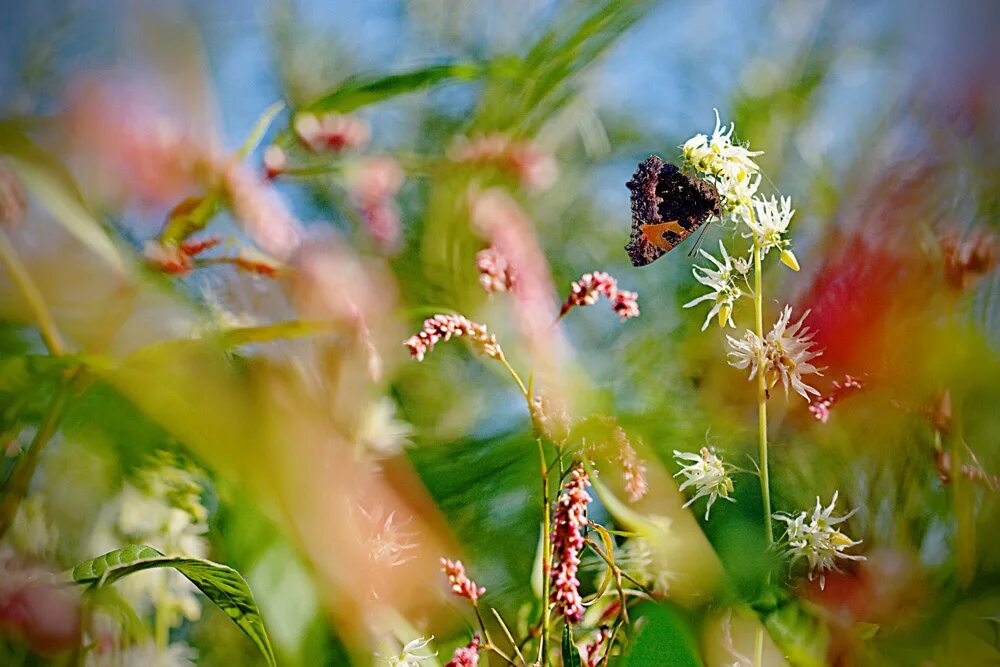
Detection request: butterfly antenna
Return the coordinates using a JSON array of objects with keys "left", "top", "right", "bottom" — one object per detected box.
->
[{"left": 687, "top": 221, "right": 711, "bottom": 257}]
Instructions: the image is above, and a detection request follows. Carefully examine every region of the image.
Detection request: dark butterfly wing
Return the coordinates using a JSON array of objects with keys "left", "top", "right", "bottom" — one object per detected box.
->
[{"left": 625, "top": 155, "right": 721, "bottom": 267}]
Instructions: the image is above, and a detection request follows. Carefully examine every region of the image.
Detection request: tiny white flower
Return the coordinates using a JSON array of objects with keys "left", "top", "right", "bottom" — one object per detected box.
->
[
  {"left": 745, "top": 196, "right": 799, "bottom": 270},
  {"left": 683, "top": 240, "right": 746, "bottom": 330},
  {"left": 359, "top": 398, "right": 413, "bottom": 458},
  {"left": 727, "top": 305, "right": 823, "bottom": 401},
  {"left": 774, "top": 491, "right": 865, "bottom": 589},
  {"left": 673, "top": 447, "right": 735, "bottom": 520},
  {"left": 383, "top": 635, "right": 437, "bottom": 666}
]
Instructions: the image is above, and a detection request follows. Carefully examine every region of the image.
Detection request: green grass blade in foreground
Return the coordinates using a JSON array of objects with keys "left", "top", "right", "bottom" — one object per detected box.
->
[{"left": 72, "top": 545, "right": 277, "bottom": 667}]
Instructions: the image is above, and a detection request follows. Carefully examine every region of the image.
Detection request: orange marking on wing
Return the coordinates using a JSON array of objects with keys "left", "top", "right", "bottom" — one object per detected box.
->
[{"left": 640, "top": 221, "right": 686, "bottom": 251}]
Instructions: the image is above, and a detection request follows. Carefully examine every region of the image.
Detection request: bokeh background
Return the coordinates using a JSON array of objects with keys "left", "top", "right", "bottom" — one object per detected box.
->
[{"left": 1, "top": 1, "right": 998, "bottom": 665}]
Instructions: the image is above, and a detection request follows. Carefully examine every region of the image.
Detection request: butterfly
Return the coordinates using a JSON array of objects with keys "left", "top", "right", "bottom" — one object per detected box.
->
[{"left": 625, "top": 155, "right": 721, "bottom": 267}]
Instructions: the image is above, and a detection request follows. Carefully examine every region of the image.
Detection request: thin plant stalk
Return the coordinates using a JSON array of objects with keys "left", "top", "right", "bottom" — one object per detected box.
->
[
  {"left": 536, "top": 437, "right": 552, "bottom": 666},
  {"left": 0, "top": 227, "right": 66, "bottom": 356},
  {"left": 751, "top": 225, "right": 772, "bottom": 667},
  {"left": 0, "top": 368, "right": 83, "bottom": 539}
]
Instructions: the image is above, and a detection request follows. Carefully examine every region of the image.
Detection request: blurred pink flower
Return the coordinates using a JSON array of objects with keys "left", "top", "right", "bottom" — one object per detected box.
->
[
  {"left": 346, "top": 157, "right": 405, "bottom": 253},
  {"left": 470, "top": 189, "right": 558, "bottom": 341},
  {"left": 0, "top": 557, "right": 81, "bottom": 656},
  {"left": 809, "top": 375, "right": 864, "bottom": 423},
  {"left": 551, "top": 464, "right": 592, "bottom": 624},
  {"left": 263, "top": 145, "right": 288, "bottom": 179},
  {"left": 293, "top": 111, "right": 370, "bottom": 153},
  {"left": 0, "top": 162, "right": 26, "bottom": 230},
  {"left": 614, "top": 429, "right": 648, "bottom": 502},
  {"left": 475, "top": 246, "right": 515, "bottom": 293},
  {"left": 440, "top": 558, "right": 485, "bottom": 602},
  {"left": 579, "top": 626, "right": 612, "bottom": 667},
  {"left": 143, "top": 236, "right": 222, "bottom": 276},
  {"left": 223, "top": 161, "right": 304, "bottom": 261},
  {"left": 65, "top": 77, "right": 220, "bottom": 206},
  {"left": 449, "top": 133, "right": 558, "bottom": 192}
]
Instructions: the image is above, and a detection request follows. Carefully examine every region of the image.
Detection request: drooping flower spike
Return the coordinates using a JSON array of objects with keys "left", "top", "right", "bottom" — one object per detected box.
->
[
  {"left": 439, "top": 558, "right": 486, "bottom": 603},
  {"left": 560, "top": 271, "right": 639, "bottom": 322},
  {"left": 403, "top": 314, "right": 502, "bottom": 362}
]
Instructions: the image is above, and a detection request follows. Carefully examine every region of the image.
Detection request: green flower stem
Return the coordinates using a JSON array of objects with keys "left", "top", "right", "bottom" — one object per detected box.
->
[
  {"left": 537, "top": 437, "right": 552, "bottom": 667},
  {"left": 752, "top": 230, "right": 774, "bottom": 546},
  {"left": 752, "top": 227, "right": 772, "bottom": 667},
  {"left": 0, "top": 368, "right": 83, "bottom": 539},
  {"left": 0, "top": 227, "right": 66, "bottom": 356}
]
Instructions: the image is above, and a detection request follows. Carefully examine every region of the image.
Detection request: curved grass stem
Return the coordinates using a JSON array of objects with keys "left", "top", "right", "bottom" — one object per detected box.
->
[{"left": 0, "top": 227, "right": 66, "bottom": 355}]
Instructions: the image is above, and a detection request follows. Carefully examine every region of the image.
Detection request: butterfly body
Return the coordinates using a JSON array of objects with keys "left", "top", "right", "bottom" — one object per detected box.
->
[{"left": 625, "top": 155, "right": 721, "bottom": 267}]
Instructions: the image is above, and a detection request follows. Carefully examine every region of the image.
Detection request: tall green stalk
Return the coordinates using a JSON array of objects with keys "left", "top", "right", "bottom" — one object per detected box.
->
[{"left": 752, "top": 230, "right": 772, "bottom": 667}]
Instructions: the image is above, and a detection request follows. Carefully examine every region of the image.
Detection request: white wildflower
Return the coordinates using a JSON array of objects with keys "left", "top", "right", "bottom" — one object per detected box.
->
[
  {"left": 727, "top": 305, "right": 822, "bottom": 401},
  {"left": 683, "top": 240, "right": 747, "bottom": 330},
  {"left": 359, "top": 398, "right": 413, "bottom": 458},
  {"left": 9, "top": 495, "right": 58, "bottom": 559},
  {"left": 673, "top": 447, "right": 735, "bottom": 520},
  {"left": 382, "top": 635, "right": 437, "bottom": 666},
  {"left": 746, "top": 196, "right": 799, "bottom": 271},
  {"left": 774, "top": 491, "right": 865, "bottom": 589},
  {"left": 682, "top": 109, "right": 763, "bottom": 216},
  {"left": 88, "top": 455, "right": 209, "bottom": 629}
]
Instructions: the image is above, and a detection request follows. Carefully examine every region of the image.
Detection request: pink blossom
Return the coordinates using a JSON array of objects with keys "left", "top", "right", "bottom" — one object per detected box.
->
[
  {"left": 263, "top": 145, "right": 287, "bottom": 179},
  {"left": 560, "top": 272, "right": 640, "bottom": 321},
  {"left": 223, "top": 161, "right": 303, "bottom": 261},
  {"left": 293, "top": 112, "right": 370, "bottom": 153},
  {"left": 444, "top": 635, "right": 482, "bottom": 667},
  {"left": 476, "top": 246, "right": 515, "bottom": 293},
  {"left": 808, "top": 375, "right": 864, "bottom": 423},
  {"left": 65, "top": 76, "right": 220, "bottom": 206},
  {"left": 0, "top": 162, "right": 26, "bottom": 230},
  {"left": 449, "top": 133, "right": 558, "bottom": 192},
  {"left": 440, "top": 558, "right": 485, "bottom": 602},
  {"left": 404, "top": 314, "right": 501, "bottom": 362},
  {"left": 579, "top": 626, "right": 612, "bottom": 667},
  {"left": 346, "top": 157, "right": 405, "bottom": 253},
  {"left": 550, "top": 464, "right": 592, "bottom": 624},
  {"left": 614, "top": 428, "right": 648, "bottom": 502}
]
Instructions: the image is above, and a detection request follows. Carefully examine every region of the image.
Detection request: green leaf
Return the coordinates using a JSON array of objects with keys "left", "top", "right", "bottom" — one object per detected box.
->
[
  {"left": 626, "top": 603, "right": 702, "bottom": 667},
  {"left": 237, "top": 100, "right": 286, "bottom": 159},
  {"left": 0, "top": 120, "right": 125, "bottom": 271},
  {"left": 72, "top": 545, "right": 277, "bottom": 667},
  {"left": 303, "top": 61, "right": 486, "bottom": 113},
  {"left": 752, "top": 589, "right": 828, "bottom": 667},
  {"left": 562, "top": 622, "right": 582, "bottom": 667}
]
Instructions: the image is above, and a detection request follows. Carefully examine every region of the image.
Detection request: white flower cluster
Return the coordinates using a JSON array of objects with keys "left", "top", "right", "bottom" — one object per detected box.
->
[
  {"left": 682, "top": 111, "right": 799, "bottom": 272},
  {"left": 727, "top": 305, "right": 823, "bottom": 401},
  {"left": 683, "top": 240, "right": 750, "bottom": 330},
  {"left": 89, "top": 454, "right": 209, "bottom": 629},
  {"left": 774, "top": 491, "right": 865, "bottom": 589},
  {"left": 673, "top": 447, "right": 736, "bottom": 520},
  {"left": 682, "top": 109, "right": 763, "bottom": 220}
]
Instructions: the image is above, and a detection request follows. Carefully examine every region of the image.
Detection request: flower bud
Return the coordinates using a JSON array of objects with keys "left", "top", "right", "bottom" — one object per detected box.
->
[{"left": 780, "top": 248, "right": 800, "bottom": 272}]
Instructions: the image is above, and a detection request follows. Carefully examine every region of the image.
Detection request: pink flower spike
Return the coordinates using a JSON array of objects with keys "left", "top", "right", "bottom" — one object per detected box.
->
[
  {"left": 444, "top": 635, "right": 482, "bottom": 667},
  {"left": 440, "top": 558, "right": 485, "bottom": 602},
  {"left": 550, "top": 464, "right": 592, "bottom": 624},
  {"left": 560, "top": 271, "right": 639, "bottom": 321},
  {"left": 403, "top": 314, "right": 502, "bottom": 362}
]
